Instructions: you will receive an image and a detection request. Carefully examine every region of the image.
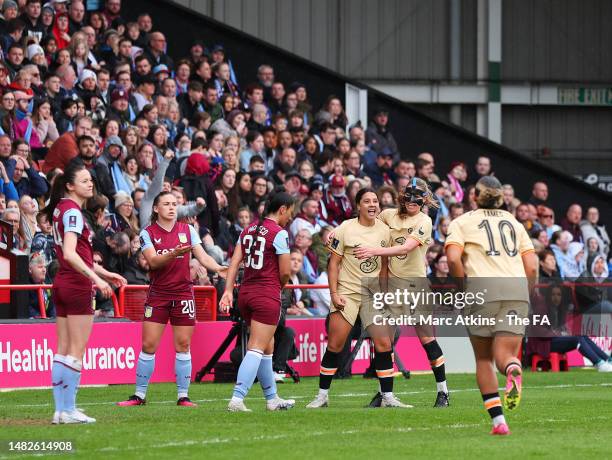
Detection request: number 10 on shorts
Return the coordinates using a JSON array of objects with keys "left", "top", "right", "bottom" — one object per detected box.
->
[{"left": 181, "top": 300, "right": 195, "bottom": 319}]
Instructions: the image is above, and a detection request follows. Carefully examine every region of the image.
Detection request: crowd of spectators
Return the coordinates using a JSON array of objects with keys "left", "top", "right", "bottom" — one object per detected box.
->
[{"left": 0, "top": 0, "right": 609, "bottom": 322}]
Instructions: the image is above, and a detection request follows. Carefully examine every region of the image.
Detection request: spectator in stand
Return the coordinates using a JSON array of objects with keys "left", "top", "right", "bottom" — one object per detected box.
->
[
  {"left": 95, "top": 135, "right": 131, "bottom": 201},
  {"left": 256, "top": 64, "right": 275, "bottom": 101},
  {"left": 12, "top": 155, "right": 48, "bottom": 198},
  {"left": 363, "top": 148, "right": 394, "bottom": 188},
  {"left": 446, "top": 161, "right": 467, "bottom": 204},
  {"left": 143, "top": 31, "right": 173, "bottom": 70},
  {"left": 560, "top": 203, "right": 583, "bottom": 243},
  {"left": 103, "top": 0, "right": 122, "bottom": 27},
  {"left": 575, "top": 254, "right": 612, "bottom": 314},
  {"left": 239, "top": 130, "right": 264, "bottom": 172},
  {"left": 448, "top": 202, "right": 464, "bottom": 220},
  {"left": 124, "top": 249, "right": 150, "bottom": 285},
  {"left": 283, "top": 248, "right": 313, "bottom": 316},
  {"left": 417, "top": 152, "right": 441, "bottom": 182},
  {"left": 31, "top": 211, "right": 55, "bottom": 265},
  {"left": 564, "top": 242, "right": 586, "bottom": 280},
  {"left": 1, "top": 207, "right": 22, "bottom": 250},
  {"left": 528, "top": 181, "right": 549, "bottom": 207},
  {"left": 289, "top": 198, "right": 323, "bottom": 240},
  {"left": 365, "top": 107, "right": 398, "bottom": 162},
  {"left": 293, "top": 228, "right": 319, "bottom": 284},
  {"left": 42, "top": 115, "right": 92, "bottom": 173},
  {"left": 538, "top": 249, "right": 560, "bottom": 284},
  {"left": 537, "top": 206, "right": 561, "bottom": 239},
  {"left": 550, "top": 230, "right": 574, "bottom": 278},
  {"left": 27, "top": 253, "right": 54, "bottom": 318},
  {"left": 323, "top": 174, "right": 352, "bottom": 226},
  {"left": 516, "top": 202, "right": 540, "bottom": 233},
  {"left": 470, "top": 156, "right": 492, "bottom": 184},
  {"left": 580, "top": 206, "right": 609, "bottom": 257}
]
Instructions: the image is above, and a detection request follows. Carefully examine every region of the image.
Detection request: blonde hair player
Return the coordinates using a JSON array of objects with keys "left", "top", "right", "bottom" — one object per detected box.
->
[
  {"left": 352, "top": 177, "right": 450, "bottom": 408},
  {"left": 306, "top": 188, "right": 412, "bottom": 409},
  {"left": 445, "top": 176, "right": 537, "bottom": 436}
]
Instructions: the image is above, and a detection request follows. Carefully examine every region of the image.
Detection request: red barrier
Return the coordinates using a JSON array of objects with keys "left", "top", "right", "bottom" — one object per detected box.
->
[
  {"left": 0, "top": 285, "right": 121, "bottom": 318},
  {"left": 118, "top": 285, "right": 218, "bottom": 322}
]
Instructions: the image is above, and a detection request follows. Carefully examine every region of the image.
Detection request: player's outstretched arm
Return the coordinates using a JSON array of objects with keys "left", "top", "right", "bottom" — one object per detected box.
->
[
  {"left": 354, "top": 238, "right": 420, "bottom": 259},
  {"left": 192, "top": 244, "right": 227, "bottom": 278},
  {"left": 142, "top": 244, "right": 191, "bottom": 271}
]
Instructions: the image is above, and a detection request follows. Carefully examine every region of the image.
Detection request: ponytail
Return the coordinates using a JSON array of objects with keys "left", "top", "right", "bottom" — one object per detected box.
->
[
  {"left": 42, "top": 162, "right": 88, "bottom": 221},
  {"left": 256, "top": 191, "right": 295, "bottom": 234},
  {"left": 398, "top": 177, "right": 439, "bottom": 217}
]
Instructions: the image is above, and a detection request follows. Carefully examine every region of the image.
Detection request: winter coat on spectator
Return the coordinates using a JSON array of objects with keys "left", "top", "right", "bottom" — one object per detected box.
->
[
  {"left": 323, "top": 189, "right": 352, "bottom": 226},
  {"left": 177, "top": 92, "right": 204, "bottom": 125},
  {"left": 34, "top": 117, "right": 59, "bottom": 146},
  {"left": 365, "top": 121, "right": 399, "bottom": 162},
  {"left": 124, "top": 255, "right": 150, "bottom": 285},
  {"left": 178, "top": 154, "right": 219, "bottom": 237},
  {"left": 94, "top": 138, "right": 132, "bottom": 202},
  {"left": 580, "top": 219, "right": 610, "bottom": 257},
  {"left": 42, "top": 131, "right": 78, "bottom": 173},
  {"left": 560, "top": 218, "right": 583, "bottom": 244},
  {"left": 14, "top": 164, "right": 48, "bottom": 198},
  {"left": 30, "top": 231, "right": 56, "bottom": 265},
  {"left": 563, "top": 242, "right": 586, "bottom": 280},
  {"left": 574, "top": 255, "right": 612, "bottom": 314},
  {"left": 12, "top": 110, "right": 42, "bottom": 148},
  {"left": 550, "top": 243, "right": 574, "bottom": 279},
  {"left": 27, "top": 280, "right": 54, "bottom": 318}
]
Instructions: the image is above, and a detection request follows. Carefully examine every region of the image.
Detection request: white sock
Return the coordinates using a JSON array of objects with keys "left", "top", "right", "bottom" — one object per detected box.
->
[
  {"left": 318, "top": 388, "right": 329, "bottom": 397},
  {"left": 437, "top": 381, "right": 448, "bottom": 393},
  {"left": 382, "top": 391, "right": 393, "bottom": 398},
  {"left": 492, "top": 414, "right": 506, "bottom": 426},
  {"left": 230, "top": 396, "right": 243, "bottom": 404}
]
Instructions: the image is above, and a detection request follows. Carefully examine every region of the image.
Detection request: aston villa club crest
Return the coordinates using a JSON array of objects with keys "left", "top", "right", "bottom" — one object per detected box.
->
[{"left": 178, "top": 233, "right": 188, "bottom": 244}]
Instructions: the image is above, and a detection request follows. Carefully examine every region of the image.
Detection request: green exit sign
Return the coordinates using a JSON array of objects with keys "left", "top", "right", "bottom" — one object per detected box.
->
[{"left": 558, "top": 87, "right": 612, "bottom": 105}]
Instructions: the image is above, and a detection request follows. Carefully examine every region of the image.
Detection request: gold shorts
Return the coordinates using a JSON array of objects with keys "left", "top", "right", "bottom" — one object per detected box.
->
[
  {"left": 331, "top": 289, "right": 391, "bottom": 329},
  {"left": 464, "top": 300, "right": 529, "bottom": 337}
]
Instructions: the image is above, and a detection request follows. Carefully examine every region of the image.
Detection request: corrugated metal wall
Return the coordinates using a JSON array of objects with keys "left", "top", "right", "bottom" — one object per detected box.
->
[
  {"left": 170, "top": 0, "right": 479, "bottom": 81},
  {"left": 169, "top": 0, "right": 612, "bottom": 172},
  {"left": 172, "top": 0, "right": 612, "bottom": 83},
  {"left": 502, "top": 106, "right": 612, "bottom": 175},
  {"left": 503, "top": 0, "right": 612, "bottom": 83}
]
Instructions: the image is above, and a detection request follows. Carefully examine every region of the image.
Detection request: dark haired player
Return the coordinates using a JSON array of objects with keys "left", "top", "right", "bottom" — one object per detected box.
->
[{"left": 220, "top": 192, "right": 297, "bottom": 412}]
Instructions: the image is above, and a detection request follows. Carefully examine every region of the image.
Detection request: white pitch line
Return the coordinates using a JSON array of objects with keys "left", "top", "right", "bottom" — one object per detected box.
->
[
  {"left": 4, "top": 382, "right": 610, "bottom": 409},
  {"left": 2, "top": 416, "right": 610, "bottom": 460}
]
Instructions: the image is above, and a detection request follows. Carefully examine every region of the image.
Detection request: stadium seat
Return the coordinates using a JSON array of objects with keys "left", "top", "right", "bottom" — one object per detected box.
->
[{"left": 531, "top": 352, "right": 568, "bottom": 372}]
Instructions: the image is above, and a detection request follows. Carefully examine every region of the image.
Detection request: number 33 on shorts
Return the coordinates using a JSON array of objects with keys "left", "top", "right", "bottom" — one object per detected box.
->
[{"left": 181, "top": 300, "right": 196, "bottom": 319}]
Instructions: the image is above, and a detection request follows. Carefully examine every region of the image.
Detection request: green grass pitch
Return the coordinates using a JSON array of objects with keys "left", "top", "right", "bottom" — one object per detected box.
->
[{"left": 0, "top": 371, "right": 610, "bottom": 459}]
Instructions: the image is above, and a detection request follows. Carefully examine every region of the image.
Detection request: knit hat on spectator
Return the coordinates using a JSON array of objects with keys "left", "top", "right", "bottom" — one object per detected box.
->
[
  {"left": 2, "top": 0, "right": 17, "bottom": 13},
  {"left": 106, "top": 135, "right": 124, "bottom": 149},
  {"left": 211, "top": 44, "right": 225, "bottom": 54},
  {"left": 111, "top": 88, "right": 129, "bottom": 103},
  {"left": 114, "top": 191, "right": 133, "bottom": 209},
  {"left": 309, "top": 179, "right": 324, "bottom": 193},
  {"left": 153, "top": 64, "right": 170, "bottom": 76},
  {"left": 284, "top": 169, "right": 302, "bottom": 182},
  {"left": 185, "top": 153, "right": 210, "bottom": 176},
  {"left": 26, "top": 44, "right": 45, "bottom": 61},
  {"left": 377, "top": 147, "right": 393, "bottom": 157},
  {"left": 330, "top": 174, "right": 345, "bottom": 189},
  {"left": 290, "top": 81, "right": 306, "bottom": 93},
  {"left": 136, "top": 73, "right": 157, "bottom": 86},
  {"left": 372, "top": 106, "right": 388, "bottom": 116},
  {"left": 80, "top": 69, "right": 97, "bottom": 84}
]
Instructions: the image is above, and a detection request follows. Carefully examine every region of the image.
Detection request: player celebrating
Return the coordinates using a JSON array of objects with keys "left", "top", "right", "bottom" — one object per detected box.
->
[
  {"left": 307, "top": 188, "right": 411, "bottom": 409},
  {"left": 445, "top": 176, "right": 537, "bottom": 435},
  {"left": 353, "top": 178, "right": 450, "bottom": 408},
  {"left": 118, "top": 191, "right": 227, "bottom": 407},
  {"left": 220, "top": 192, "right": 297, "bottom": 412},
  {"left": 45, "top": 163, "right": 126, "bottom": 424}
]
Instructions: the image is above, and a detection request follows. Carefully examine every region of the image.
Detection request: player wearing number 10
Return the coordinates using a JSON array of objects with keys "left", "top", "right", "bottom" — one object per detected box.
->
[
  {"left": 445, "top": 176, "right": 538, "bottom": 435},
  {"left": 220, "top": 192, "right": 297, "bottom": 412},
  {"left": 118, "top": 191, "right": 227, "bottom": 408}
]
